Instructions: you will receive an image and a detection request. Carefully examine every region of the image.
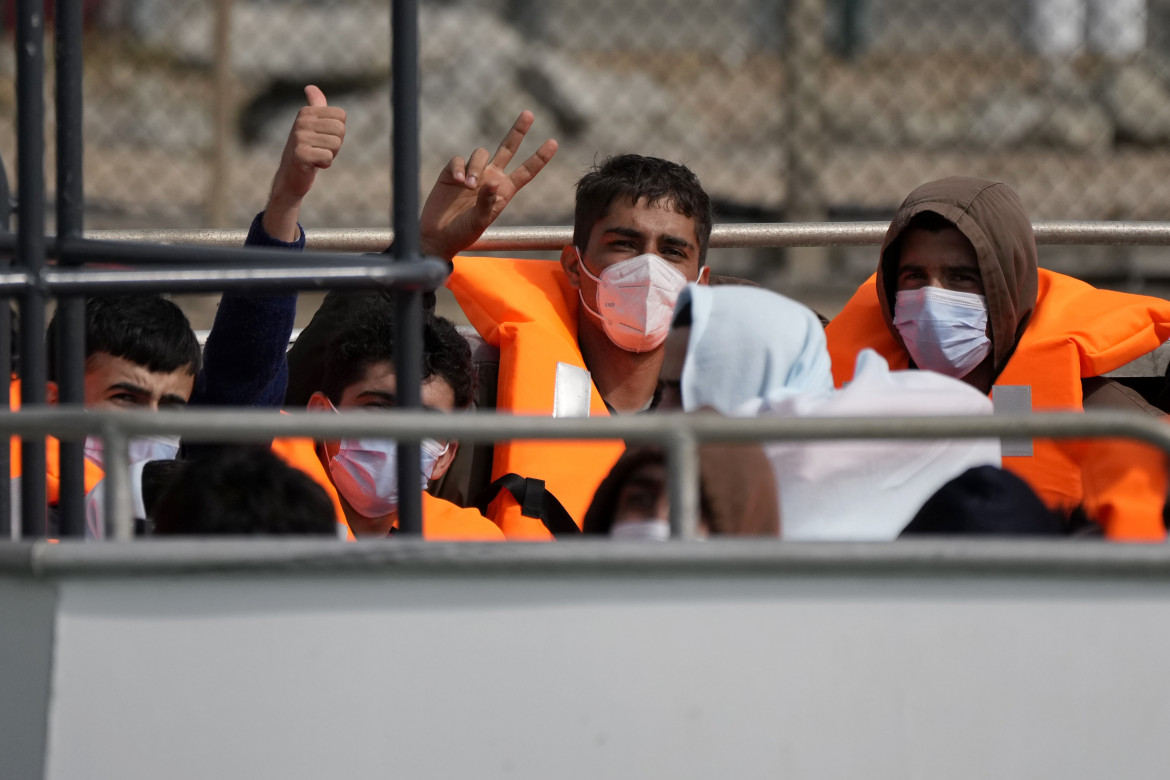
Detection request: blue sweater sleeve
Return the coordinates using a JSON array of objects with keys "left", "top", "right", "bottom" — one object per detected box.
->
[{"left": 189, "top": 212, "right": 302, "bottom": 408}]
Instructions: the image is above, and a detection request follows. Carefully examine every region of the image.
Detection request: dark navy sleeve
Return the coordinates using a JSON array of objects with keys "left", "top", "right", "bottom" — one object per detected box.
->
[{"left": 189, "top": 212, "right": 302, "bottom": 409}]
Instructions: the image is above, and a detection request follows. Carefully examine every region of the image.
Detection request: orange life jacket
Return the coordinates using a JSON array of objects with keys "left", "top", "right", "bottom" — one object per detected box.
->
[
  {"left": 9, "top": 378, "right": 105, "bottom": 505},
  {"left": 826, "top": 269, "right": 1170, "bottom": 540},
  {"left": 447, "top": 257, "right": 627, "bottom": 539},
  {"left": 270, "top": 436, "right": 503, "bottom": 541}
]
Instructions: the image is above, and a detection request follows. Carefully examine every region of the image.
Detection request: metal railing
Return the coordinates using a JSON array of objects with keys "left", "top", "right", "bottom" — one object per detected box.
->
[
  {"left": 3, "top": 406, "right": 1166, "bottom": 541},
  {"left": 77, "top": 221, "right": 1170, "bottom": 253},
  {"left": 7, "top": 0, "right": 434, "bottom": 538}
]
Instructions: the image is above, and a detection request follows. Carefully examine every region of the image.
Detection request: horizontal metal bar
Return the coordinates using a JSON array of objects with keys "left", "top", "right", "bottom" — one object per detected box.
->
[
  {"left": 6, "top": 536, "right": 1170, "bottom": 579},
  {"left": 0, "top": 261, "right": 449, "bottom": 294},
  {"left": 5, "top": 407, "right": 1169, "bottom": 456},
  {"left": 55, "top": 237, "right": 408, "bottom": 269},
  {"left": 75, "top": 221, "right": 1170, "bottom": 252}
]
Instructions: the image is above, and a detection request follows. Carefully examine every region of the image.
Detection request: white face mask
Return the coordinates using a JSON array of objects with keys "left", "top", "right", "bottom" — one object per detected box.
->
[
  {"left": 84, "top": 434, "right": 180, "bottom": 469},
  {"left": 323, "top": 401, "right": 449, "bottom": 518},
  {"left": 610, "top": 518, "right": 671, "bottom": 541},
  {"left": 892, "top": 287, "right": 992, "bottom": 379},
  {"left": 576, "top": 249, "right": 689, "bottom": 353}
]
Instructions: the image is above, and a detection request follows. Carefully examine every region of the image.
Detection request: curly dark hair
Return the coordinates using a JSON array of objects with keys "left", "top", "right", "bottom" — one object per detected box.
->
[
  {"left": 152, "top": 447, "right": 336, "bottom": 536},
  {"left": 319, "top": 301, "right": 474, "bottom": 409}
]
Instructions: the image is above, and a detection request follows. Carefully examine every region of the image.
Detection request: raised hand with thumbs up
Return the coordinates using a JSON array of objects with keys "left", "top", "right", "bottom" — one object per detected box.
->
[{"left": 262, "top": 84, "right": 347, "bottom": 242}]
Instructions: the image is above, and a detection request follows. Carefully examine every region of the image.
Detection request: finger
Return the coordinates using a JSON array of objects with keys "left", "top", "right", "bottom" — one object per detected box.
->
[
  {"left": 296, "top": 108, "right": 346, "bottom": 128},
  {"left": 465, "top": 147, "right": 491, "bottom": 187},
  {"left": 508, "top": 138, "right": 558, "bottom": 192},
  {"left": 299, "top": 147, "right": 335, "bottom": 169},
  {"left": 475, "top": 182, "right": 501, "bottom": 224},
  {"left": 489, "top": 110, "right": 535, "bottom": 170},
  {"left": 299, "top": 132, "right": 343, "bottom": 156},
  {"left": 304, "top": 84, "right": 328, "bottom": 108},
  {"left": 439, "top": 156, "right": 467, "bottom": 185}
]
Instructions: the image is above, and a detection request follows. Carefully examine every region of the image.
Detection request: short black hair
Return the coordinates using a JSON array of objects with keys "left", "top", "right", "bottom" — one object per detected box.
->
[
  {"left": 152, "top": 447, "right": 336, "bottom": 536},
  {"left": 573, "top": 154, "right": 713, "bottom": 265},
  {"left": 46, "top": 295, "right": 201, "bottom": 382},
  {"left": 319, "top": 303, "right": 474, "bottom": 409}
]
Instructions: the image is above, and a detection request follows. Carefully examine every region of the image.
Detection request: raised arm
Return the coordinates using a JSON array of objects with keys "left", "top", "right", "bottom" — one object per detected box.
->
[
  {"left": 419, "top": 111, "right": 557, "bottom": 262},
  {"left": 262, "top": 84, "right": 347, "bottom": 242},
  {"left": 193, "top": 85, "right": 346, "bottom": 410}
]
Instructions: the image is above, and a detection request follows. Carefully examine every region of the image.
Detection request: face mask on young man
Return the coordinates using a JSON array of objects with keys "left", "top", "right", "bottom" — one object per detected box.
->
[
  {"left": 576, "top": 249, "right": 689, "bottom": 353},
  {"left": 892, "top": 287, "right": 992, "bottom": 379},
  {"left": 328, "top": 437, "right": 449, "bottom": 518},
  {"left": 84, "top": 435, "right": 180, "bottom": 470}
]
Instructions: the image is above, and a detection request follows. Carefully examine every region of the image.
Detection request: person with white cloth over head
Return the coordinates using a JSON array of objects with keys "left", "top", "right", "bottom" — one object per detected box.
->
[{"left": 657, "top": 283, "right": 1000, "bottom": 540}]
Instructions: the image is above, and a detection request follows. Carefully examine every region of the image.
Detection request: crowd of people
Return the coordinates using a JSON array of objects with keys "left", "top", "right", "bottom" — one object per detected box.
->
[{"left": 17, "top": 84, "right": 1170, "bottom": 542}]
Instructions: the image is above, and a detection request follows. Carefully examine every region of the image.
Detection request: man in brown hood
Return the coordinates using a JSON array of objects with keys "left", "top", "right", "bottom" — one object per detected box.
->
[{"left": 826, "top": 177, "right": 1170, "bottom": 540}]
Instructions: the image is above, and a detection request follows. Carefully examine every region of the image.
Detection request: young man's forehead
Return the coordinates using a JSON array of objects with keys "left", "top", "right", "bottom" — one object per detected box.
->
[
  {"left": 341, "top": 360, "right": 456, "bottom": 412},
  {"left": 594, "top": 195, "right": 698, "bottom": 237}
]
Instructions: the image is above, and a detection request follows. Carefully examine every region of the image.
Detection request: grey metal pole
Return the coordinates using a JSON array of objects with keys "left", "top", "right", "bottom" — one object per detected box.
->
[
  {"left": 207, "top": 0, "right": 234, "bottom": 228},
  {"left": 55, "top": 0, "right": 87, "bottom": 538},
  {"left": 0, "top": 152, "right": 12, "bottom": 539},
  {"left": 667, "top": 430, "right": 701, "bottom": 540},
  {"left": 784, "top": 0, "right": 830, "bottom": 286},
  {"left": 16, "top": 0, "right": 49, "bottom": 539},
  {"left": 100, "top": 426, "right": 134, "bottom": 541},
  {"left": 391, "top": 0, "right": 423, "bottom": 536}
]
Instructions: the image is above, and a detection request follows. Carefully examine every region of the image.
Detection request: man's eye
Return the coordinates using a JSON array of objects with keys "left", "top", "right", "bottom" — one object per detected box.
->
[{"left": 624, "top": 491, "right": 656, "bottom": 511}]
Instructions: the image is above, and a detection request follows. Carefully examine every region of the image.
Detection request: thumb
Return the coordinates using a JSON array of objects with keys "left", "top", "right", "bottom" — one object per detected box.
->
[{"left": 304, "top": 84, "right": 327, "bottom": 108}]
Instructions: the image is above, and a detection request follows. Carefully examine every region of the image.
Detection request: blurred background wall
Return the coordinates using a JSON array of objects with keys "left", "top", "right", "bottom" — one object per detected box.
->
[{"left": 3, "top": 0, "right": 1170, "bottom": 313}]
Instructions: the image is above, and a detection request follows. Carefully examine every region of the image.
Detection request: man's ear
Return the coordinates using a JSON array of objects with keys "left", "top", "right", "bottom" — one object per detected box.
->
[
  {"left": 560, "top": 245, "right": 582, "bottom": 289},
  {"left": 45, "top": 381, "right": 59, "bottom": 406},
  {"left": 430, "top": 441, "right": 459, "bottom": 482},
  {"left": 307, "top": 391, "right": 332, "bottom": 411},
  {"left": 697, "top": 266, "right": 711, "bottom": 285}
]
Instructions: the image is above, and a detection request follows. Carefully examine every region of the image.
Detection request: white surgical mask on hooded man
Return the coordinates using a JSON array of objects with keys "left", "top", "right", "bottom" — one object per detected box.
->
[
  {"left": 892, "top": 287, "right": 992, "bottom": 379},
  {"left": 322, "top": 400, "right": 448, "bottom": 519},
  {"left": 576, "top": 248, "right": 689, "bottom": 353}
]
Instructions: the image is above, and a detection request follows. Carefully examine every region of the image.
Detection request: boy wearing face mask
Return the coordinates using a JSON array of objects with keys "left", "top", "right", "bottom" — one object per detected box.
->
[
  {"left": 271, "top": 304, "right": 503, "bottom": 540},
  {"left": 825, "top": 176, "right": 1170, "bottom": 540},
  {"left": 426, "top": 136, "right": 713, "bottom": 539},
  {"left": 8, "top": 294, "right": 203, "bottom": 537}
]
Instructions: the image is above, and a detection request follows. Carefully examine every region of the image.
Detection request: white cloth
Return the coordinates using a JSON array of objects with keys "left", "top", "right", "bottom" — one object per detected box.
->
[
  {"left": 752, "top": 350, "right": 1001, "bottom": 541},
  {"left": 677, "top": 284, "right": 833, "bottom": 414}
]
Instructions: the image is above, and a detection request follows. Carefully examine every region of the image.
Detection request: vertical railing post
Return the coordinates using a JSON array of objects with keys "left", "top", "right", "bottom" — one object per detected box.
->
[
  {"left": 667, "top": 430, "right": 701, "bottom": 540},
  {"left": 16, "top": 0, "right": 49, "bottom": 539},
  {"left": 783, "top": 0, "right": 830, "bottom": 287},
  {"left": 207, "top": 0, "right": 234, "bottom": 228},
  {"left": 0, "top": 153, "right": 11, "bottom": 539},
  {"left": 100, "top": 425, "right": 134, "bottom": 541},
  {"left": 55, "top": 0, "right": 88, "bottom": 538},
  {"left": 391, "top": 0, "right": 423, "bottom": 535}
]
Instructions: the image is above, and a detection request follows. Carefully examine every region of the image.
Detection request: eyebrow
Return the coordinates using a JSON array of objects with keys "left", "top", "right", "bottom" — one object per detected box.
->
[
  {"left": 604, "top": 226, "right": 695, "bottom": 251},
  {"left": 105, "top": 382, "right": 151, "bottom": 398},
  {"left": 622, "top": 476, "right": 665, "bottom": 493},
  {"left": 353, "top": 390, "right": 445, "bottom": 413},
  {"left": 355, "top": 390, "right": 398, "bottom": 405}
]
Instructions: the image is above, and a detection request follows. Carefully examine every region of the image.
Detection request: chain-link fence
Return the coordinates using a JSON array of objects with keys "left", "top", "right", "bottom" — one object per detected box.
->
[{"left": 5, "top": 0, "right": 1170, "bottom": 285}]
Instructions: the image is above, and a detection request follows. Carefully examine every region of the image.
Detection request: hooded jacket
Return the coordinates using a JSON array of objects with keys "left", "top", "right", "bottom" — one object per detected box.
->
[{"left": 826, "top": 177, "right": 1170, "bottom": 540}]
